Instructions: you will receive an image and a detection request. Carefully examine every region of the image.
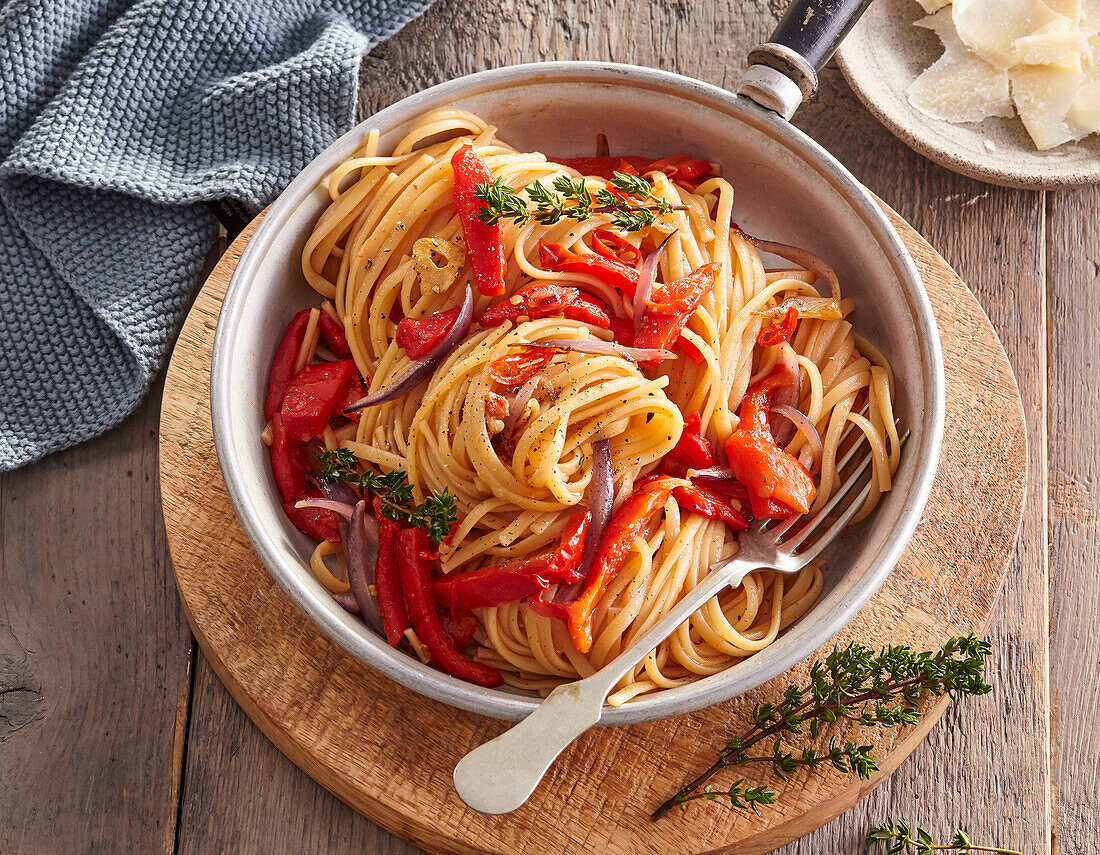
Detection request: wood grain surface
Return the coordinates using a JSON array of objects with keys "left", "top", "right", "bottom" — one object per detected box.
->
[
  {"left": 157, "top": 200, "right": 1023, "bottom": 855},
  {"left": 0, "top": 0, "right": 1091, "bottom": 852}
]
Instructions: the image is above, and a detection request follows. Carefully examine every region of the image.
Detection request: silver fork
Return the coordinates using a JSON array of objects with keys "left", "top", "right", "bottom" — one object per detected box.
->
[{"left": 453, "top": 430, "right": 901, "bottom": 815}]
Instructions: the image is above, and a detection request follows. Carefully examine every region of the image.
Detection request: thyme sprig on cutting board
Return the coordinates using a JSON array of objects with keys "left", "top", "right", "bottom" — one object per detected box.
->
[
  {"left": 651, "top": 635, "right": 992, "bottom": 820},
  {"left": 867, "top": 819, "right": 1020, "bottom": 854}
]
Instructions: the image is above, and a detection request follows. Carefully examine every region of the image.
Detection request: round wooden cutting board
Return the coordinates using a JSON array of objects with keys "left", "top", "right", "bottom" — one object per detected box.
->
[{"left": 159, "top": 205, "right": 1026, "bottom": 855}]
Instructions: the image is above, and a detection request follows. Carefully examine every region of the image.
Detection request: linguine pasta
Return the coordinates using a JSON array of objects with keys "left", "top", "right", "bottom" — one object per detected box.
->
[{"left": 277, "top": 109, "right": 899, "bottom": 705}]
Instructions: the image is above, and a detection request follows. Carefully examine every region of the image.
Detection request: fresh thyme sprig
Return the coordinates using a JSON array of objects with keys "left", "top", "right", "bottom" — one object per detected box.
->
[
  {"left": 652, "top": 636, "right": 992, "bottom": 820},
  {"left": 671, "top": 780, "right": 776, "bottom": 814},
  {"left": 474, "top": 172, "right": 682, "bottom": 231},
  {"left": 318, "top": 448, "right": 457, "bottom": 544},
  {"left": 866, "top": 819, "right": 1020, "bottom": 854}
]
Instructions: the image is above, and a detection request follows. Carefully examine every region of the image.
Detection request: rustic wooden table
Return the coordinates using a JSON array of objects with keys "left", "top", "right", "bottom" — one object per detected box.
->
[{"left": 1, "top": 1, "right": 1093, "bottom": 853}]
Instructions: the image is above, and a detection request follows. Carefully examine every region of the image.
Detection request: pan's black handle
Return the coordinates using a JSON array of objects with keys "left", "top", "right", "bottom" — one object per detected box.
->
[{"left": 737, "top": 0, "right": 874, "bottom": 120}]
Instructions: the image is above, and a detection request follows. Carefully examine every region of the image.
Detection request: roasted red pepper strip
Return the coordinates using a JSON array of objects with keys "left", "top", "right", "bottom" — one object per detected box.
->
[
  {"left": 724, "top": 362, "right": 816, "bottom": 516},
  {"left": 317, "top": 310, "right": 351, "bottom": 357},
  {"left": 565, "top": 290, "right": 613, "bottom": 328},
  {"left": 269, "top": 413, "right": 306, "bottom": 502},
  {"left": 610, "top": 316, "right": 701, "bottom": 364},
  {"left": 265, "top": 309, "right": 311, "bottom": 420},
  {"left": 556, "top": 481, "right": 675, "bottom": 653},
  {"left": 270, "top": 414, "right": 342, "bottom": 541},
  {"left": 432, "top": 512, "right": 589, "bottom": 611},
  {"left": 590, "top": 229, "right": 642, "bottom": 265},
  {"left": 451, "top": 145, "right": 506, "bottom": 297},
  {"left": 666, "top": 410, "right": 713, "bottom": 471},
  {"left": 280, "top": 359, "right": 357, "bottom": 442},
  {"left": 539, "top": 241, "right": 640, "bottom": 296},
  {"left": 553, "top": 155, "right": 652, "bottom": 180},
  {"left": 373, "top": 503, "right": 409, "bottom": 647},
  {"left": 487, "top": 345, "right": 555, "bottom": 386},
  {"left": 337, "top": 373, "right": 366, "bottom": 423},
  {"left": 396, "top": 306, "right": 460, "bottom": 359},
  {"left": 672, "top": 484, "right": 749, "bottom": 530},
  {"left": 396, "top": 528, "right": 503, "bottom": 687},
  {"left": 480, "top": 284, "right": 613, "bottom": 329},
  {"left": 756, "top": 307, "right": 799, "bottom": 347},
  {"left": 440, "top": 609, "right": 479, "bottom": 650},
  {"left": 633, "top": 263, "right": 720, "bottom": 361},
  {"left": 281, "top": 501, "right": 342, "bottom": 543}
]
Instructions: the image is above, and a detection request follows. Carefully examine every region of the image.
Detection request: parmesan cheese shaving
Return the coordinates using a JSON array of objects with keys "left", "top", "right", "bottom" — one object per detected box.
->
[
  {"left": 909, "top": 11, "right": 1014, "bottom": 122},
  {"left": 953, "top": 0, "right": 1072, "bottom": 67},
  {"left": 909, "top": 0, "right": 1100, "bottom": 149}
]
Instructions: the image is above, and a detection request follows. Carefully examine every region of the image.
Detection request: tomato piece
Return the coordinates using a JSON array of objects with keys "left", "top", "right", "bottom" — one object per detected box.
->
[
  {"left": 396, "top": 306, "right": 461, "bottom": 359},
  {"left": 280, "top": 360, "right": 357, "bottom": 442},
  {"left": 590, "top": 229, "right": 642, "bottom": 265},
  {"left": 487, "top": 346, "right": 555, "bottom": 386},
  {"left": 634, "top": 263, "right": 719, "bottom": 361},
  {"left": 539, "top": 241, "right": 640, "bottom": 295},
  {"left": 451, "top": 145, "right": 506, "bottom": 296},
  {"left": 756, "top": 307, "right": 799, "bottom": 348}
]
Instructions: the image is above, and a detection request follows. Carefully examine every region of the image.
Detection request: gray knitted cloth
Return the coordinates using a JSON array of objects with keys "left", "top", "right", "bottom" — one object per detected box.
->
[{"left": 0, "top": 0, "right": 434, "bottom": 471}]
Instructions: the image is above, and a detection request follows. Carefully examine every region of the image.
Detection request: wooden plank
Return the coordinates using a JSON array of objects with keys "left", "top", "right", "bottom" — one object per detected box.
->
[
  {"left": 175, "top": 655, "right": 413, "bottom": 855},
  {"left": 1047, "top": 185, "right": 1100, "bottom": 855},
  {"left": 0, "top": 385, "right": 194, "bottom": 854},
  {"left": 779, "top": 67, "right": 1052, "bottom": 855}
]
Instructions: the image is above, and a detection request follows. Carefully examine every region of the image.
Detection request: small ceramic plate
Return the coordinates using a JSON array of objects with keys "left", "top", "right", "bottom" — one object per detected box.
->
[{"left": 836, "top": 0, "right": 1100, "bottom": 188}]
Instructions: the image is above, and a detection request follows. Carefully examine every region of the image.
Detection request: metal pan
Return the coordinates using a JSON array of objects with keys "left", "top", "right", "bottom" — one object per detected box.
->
[{"left": 211, "top": 0, "right": 945, "bottom": 725}]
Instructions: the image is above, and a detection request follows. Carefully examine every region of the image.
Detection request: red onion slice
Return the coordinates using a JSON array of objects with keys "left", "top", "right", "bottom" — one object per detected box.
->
[
  {"left": 294, "top": 498, "right": 356, "bottom": 520},
  {"left": 344, "top": 500, "right": 383, "bottom": 633},
  {"left": 771, "top": 403, "right": 824, "bottom": 474},
  {"left": 555, "top": 437, "right": 613, "bottom": 605},
  {"left": 770, "top": 346, "right": 801, "bottom": 446},
  {"left": 344, "top": 285, "right": 474, "bottom": 413},
  {"left": 633, "top": 231, "right": 676, "bottom": 336},
  {"left": 333, "top": 591, "right": 361, "bottom": 615},
  {"left": 309, "top": 473, "right": 361, "bottom": 506},
  {"left": 689, "top": 466, "right": 737, "bottom": 481},
  {"left": 526, "top": 339, "right": 676, "bottom": 363},
  {"left": 503, "top": 374, "right": 541, "bottom": 434},
  {"left": 732, "top": 223, "right": 841, "bottom": 302}
]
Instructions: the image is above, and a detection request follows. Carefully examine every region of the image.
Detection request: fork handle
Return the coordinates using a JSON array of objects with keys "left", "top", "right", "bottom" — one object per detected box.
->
[{"left": 453, "top": 555, "right": 756, "bottom": 814}]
